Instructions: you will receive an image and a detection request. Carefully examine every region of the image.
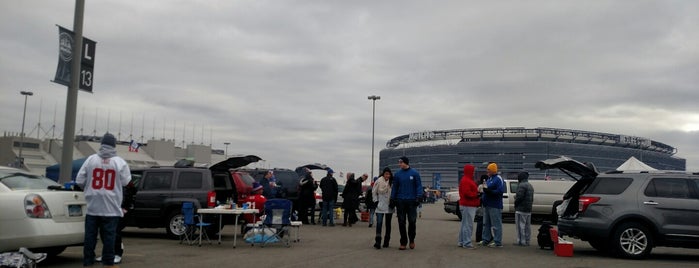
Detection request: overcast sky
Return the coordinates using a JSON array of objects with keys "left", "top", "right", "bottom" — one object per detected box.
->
[{"left": 2, "top": 0, "right": 698, "bottom": 175}]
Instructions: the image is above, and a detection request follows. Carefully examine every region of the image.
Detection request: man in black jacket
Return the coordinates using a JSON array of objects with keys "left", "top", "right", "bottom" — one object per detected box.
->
[{"left": 319, "top": 169, "right": 339, "bottom": 226}]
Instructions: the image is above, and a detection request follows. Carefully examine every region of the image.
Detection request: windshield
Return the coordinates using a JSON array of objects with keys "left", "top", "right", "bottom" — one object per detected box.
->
[{"left": 0, "top": 171, "right": 60, "bottom": 190}]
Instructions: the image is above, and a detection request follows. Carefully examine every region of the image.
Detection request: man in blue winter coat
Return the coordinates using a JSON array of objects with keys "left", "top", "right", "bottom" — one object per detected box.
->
[
  {"left": 480, "top": 162, "right": 505, "bottom": 248},
  {"left": 390, "top": 156, "right": 423, "bottom": 250}
]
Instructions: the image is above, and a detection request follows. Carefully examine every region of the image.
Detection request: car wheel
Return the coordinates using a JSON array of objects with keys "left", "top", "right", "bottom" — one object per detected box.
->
[
  {"left": 588, "top": 239, "right": 610, "bottom": 254},
  {"left": 167, "top": 210, "right": 185, "bottom": 239},
  {"left": 611, "top": 222, "right": 653, "bottom": 259}
]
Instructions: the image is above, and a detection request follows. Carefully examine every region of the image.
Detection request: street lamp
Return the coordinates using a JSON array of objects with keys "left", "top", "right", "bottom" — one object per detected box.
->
[
  {"left": 223, "top": 142, "right": 230, "bottom": 159},
  {"left": 367, "top": 95, "right": 380, "bottom": 180},
  {"left": 18, "top": 91, "right": 34, "bottom": 168}
]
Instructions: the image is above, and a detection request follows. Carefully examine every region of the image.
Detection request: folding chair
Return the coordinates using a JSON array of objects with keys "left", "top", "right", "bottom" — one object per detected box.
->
[
  {"left": 259, "top": 199, "right": 292, "bottom": 247},
  {"left": 181, "top": 202, "right": 212, "bottom": 246}
]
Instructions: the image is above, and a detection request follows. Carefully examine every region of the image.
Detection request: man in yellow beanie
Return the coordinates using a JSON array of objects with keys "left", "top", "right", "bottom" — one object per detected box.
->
[{"left": 479, "top": 162, "right": 505, "bottom": 248}]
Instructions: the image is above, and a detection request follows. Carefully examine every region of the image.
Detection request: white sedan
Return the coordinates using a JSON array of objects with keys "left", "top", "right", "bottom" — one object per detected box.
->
[{"left": 0, "top": 166, "right": 86, "bottom": 256}]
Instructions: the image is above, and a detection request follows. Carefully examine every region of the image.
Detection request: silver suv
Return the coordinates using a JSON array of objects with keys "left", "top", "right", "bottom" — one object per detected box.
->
[{"left": 536, "top": 156, "right": 699, "bottom": 259}]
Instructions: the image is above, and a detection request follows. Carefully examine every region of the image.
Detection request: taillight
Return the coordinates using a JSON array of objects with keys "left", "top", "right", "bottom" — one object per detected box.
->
[
  {"left": 207, "top": 191, "right": 216, "bottom": 208},
  {"left": 25, "top": 194, "right": 52, "bottom": 218},
  {"left": 578, "top": 196, "right": 601, "bottom": 213}
]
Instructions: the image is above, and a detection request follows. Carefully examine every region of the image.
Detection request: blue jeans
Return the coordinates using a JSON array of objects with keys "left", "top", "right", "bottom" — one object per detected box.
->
[
  {"left": 375, "top": 213, "right": 392, "bottom": 246},
  {"left": 458, "top": 206, "right": 477, "bottom": 247},
  {"left": 482, "top": 207, "right": 503, "bottom": 246},
  {"left": 395, "top": 199, "right": 418, "bottom": 245},
  {"left": 321, "top": 200, "right": 335, "bottom": 225},
  {"left": 84, "top": 215, "right": 120, "bottom": 266}
]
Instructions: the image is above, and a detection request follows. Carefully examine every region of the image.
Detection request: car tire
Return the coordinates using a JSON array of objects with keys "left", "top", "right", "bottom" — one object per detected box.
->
[
  {"left": 166, "top": 210, "right": 185, "bottom": 240},
  {"left": 588, "top": 239, "right": 610, "bottom": 254},
  {"left": 611, "top": 222, "right": 653, "bottom": 259}
]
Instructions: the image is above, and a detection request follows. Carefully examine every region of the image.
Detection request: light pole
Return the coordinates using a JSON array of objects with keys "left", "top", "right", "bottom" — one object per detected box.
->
[
  {"left": 367, "top": 95, "right": 380, "bottom": 181},
  {"left": 224, "top": 142, "right": 230, "bottom": 159},
  {"left": 18, "top": 91, "right": 34, "bottom": 168}
]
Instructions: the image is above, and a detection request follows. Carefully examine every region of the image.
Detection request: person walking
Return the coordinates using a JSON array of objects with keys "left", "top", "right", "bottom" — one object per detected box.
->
[
  {"left": 514, "top": 171, "right": 534, "bottom": 246},
  {"left": 390, "top": 156, "right": 423, "bottom": 250},
  {"left": 319, "top": 169, "right": 339, "bottom": 226},
  {"left": 457, "top": 164, "right": 479, "bottom": 249},
  {"left": 479, "top": 163, "right": 505, "bottom": 248},
  {"left": 342, "top": 172, "right": 362, "bottom": 226},
  {"left": 76, "top": 133, "right": 132, "bottom": 267},
  {"left": 372, "top": 167, "right": 393, "bottom": 249}
]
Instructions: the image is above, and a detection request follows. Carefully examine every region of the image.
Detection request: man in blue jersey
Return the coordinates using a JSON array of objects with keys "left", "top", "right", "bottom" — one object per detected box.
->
[
  {"left": 76, "top": 133, "right": 132, "bottom": 267},
  {"left": 390, "top": 156, "right": 423, "bottom": 250},
  {"left": 480, "top": 162, "right": 505, "bottom": 248}
]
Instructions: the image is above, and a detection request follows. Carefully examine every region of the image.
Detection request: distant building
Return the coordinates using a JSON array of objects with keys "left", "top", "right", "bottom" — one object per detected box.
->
[
  {"left": 1, "top": 132, "right": 227, "bottom": 176},
  {"left": 379, "top": 127, "right": 685, "bottom": 188}
]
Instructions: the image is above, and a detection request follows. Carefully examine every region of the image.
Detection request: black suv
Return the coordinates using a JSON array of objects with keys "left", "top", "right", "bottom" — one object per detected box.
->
[
  {"left": 536, "top": 156, "right": 699, "bottom": 259},
  {"left": 125, "top": 155, "right": 260, "bottom": 239}
]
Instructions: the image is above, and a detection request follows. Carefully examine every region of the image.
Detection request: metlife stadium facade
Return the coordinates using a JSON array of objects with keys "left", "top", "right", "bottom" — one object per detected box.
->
[{"left": 378, "top": 127, "right": 685, "bottom": 188}]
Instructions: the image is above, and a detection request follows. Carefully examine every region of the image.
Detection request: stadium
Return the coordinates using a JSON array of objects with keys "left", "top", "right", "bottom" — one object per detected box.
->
[{"left": 378, "top": 127, "right": 686, "bottom": 188}]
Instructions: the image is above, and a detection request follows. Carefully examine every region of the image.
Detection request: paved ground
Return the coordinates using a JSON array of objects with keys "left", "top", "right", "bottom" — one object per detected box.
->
[{"left": 41, "top": 201, "right": 699, "bottom": 267}]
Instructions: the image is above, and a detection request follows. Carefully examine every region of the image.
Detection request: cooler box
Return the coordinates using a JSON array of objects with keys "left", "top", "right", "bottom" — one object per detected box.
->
[{"left": 555, "top": 241, "right": 574, "bottom": 257}]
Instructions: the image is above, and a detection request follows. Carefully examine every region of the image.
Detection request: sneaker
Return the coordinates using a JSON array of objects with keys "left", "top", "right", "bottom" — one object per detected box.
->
[
  {"left": 114, "top": 255, "right": 122, "bottom": 264},
  {"left": 399, "top": 245, "right": 406, "bottom": 250},
  {"left": 95, "top": 256, "right": 102, "bottom": 262},
  {"left": 463, "top": 245, "right": 476, "bottom": 250},
  {"left": 488, "top": 242, "right": 502, "bottom": 248},
  {"left": 476, "top": 241, "right": 487, "bottom": 247}
]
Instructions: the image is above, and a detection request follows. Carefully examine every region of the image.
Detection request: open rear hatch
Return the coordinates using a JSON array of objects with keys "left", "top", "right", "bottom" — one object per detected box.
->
[{"left": 535, "top": 156, "right": 599, "bottom": 217}]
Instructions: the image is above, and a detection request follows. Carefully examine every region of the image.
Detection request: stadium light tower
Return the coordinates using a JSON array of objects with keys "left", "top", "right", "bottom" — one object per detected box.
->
[
  {"left": 368, "top": 95, "right": 380, "bottom": 180},
  {"left": 224, "top": 142, "right": 230, "bottom": 159},
  {"left": 18, "top": 90, "right": 34, "bottom": 168}
]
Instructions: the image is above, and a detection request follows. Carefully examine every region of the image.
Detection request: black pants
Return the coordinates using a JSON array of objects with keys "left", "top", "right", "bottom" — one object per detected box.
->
[{"left": 395, "top": 199, "right": 417, "bottom": 246}]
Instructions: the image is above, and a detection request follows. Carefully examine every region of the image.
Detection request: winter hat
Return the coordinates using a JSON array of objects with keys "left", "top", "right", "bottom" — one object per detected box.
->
[
  {"left": 101, "top": 133, "right": 116, "bottom": 147},
  {"left": 487, "top": 163, "right": 498, "bottom": 173},
  {"left": 251, "top": 182, "right": 263, "bottom": 192},
  {"left": 399, "top": 156, "right": 410, "bottom": 165}
]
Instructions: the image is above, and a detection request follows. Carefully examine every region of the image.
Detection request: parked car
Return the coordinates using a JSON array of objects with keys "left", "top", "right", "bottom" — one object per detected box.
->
[
  {"left": 125, "top": 155, "right": 261, "bottom": 239},
  {"left": 536, "top": 156, "right": 699, "bottom": 259},
  {"left": 0, "top": 166, "right": 86, "bottom": 256}
]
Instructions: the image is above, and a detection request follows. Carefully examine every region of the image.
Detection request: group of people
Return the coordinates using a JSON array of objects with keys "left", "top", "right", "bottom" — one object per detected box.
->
[
  {"left": 457, "top": 162, "right": 534, "bottom": 249},
  {"left": 296, "top": 156, "right": 424, "bottom": 251}
]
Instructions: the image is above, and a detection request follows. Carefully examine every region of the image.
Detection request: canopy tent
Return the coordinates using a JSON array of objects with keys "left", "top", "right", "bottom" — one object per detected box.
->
[
  {"left": 616, "top": 156, "right": 657, "bottom": 171},
  {"left": 45, "top": 158, "right": 87, "bottom": 182}
]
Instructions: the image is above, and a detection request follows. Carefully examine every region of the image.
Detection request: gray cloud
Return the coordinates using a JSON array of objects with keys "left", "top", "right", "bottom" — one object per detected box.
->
[{"left": 2, "top": 0, "right": 698, "bottom": 173}]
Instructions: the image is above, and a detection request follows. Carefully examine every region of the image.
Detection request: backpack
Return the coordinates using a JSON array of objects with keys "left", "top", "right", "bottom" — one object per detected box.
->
[{"left": 537, "top": 222, "right": 554, "bottom": 249}]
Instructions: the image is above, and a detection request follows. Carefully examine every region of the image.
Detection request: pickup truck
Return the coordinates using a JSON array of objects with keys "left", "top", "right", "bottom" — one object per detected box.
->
[
  {"left": 444, "top": 179, "right": 574, "bottom": 222},
  {"left": 125, "top": 155, "right": 261, "bottom": 239}
]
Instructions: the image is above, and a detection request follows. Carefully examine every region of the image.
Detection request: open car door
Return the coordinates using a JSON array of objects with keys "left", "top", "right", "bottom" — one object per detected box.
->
[{"left": 535, "top": 156, "right": 599, "bottom": 218}]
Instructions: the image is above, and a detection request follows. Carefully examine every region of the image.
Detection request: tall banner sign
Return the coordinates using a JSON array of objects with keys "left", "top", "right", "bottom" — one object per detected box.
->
[{"left": 53, "top": 25, "right": 96, "bottom": 93}]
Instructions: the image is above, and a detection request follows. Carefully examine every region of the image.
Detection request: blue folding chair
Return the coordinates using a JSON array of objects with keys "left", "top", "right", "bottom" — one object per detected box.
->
[
  {"left": 181, "top": 202, "right": 212, "bottom": 246},
  {"left": 259, "top": 199, "right": 292, "bottom": 247}
]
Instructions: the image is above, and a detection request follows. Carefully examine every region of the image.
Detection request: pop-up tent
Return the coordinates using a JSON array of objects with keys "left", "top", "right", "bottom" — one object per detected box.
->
[
  {"left": 45, "top": 158, "right": 87, "bottom": 182},
  {"left": 616, "top": 156, "right": 657, "bottom": 171}
]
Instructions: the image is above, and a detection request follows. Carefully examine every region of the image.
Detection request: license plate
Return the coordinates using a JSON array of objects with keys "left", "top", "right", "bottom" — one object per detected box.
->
[{"left": 69, "top": 204, "right": 83, "bottom": 217}]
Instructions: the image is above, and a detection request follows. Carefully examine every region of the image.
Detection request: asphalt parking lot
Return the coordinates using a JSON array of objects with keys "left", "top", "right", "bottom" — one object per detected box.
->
[{"left": 41, "top": 201, "right": 699, "bottom": 268}]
